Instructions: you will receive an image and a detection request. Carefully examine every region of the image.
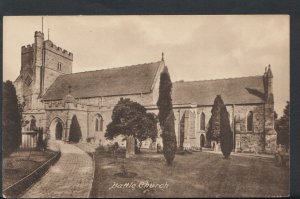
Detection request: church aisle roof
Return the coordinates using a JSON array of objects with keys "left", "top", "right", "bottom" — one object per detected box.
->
[
  {"left": 172, "top": 76, "right": 266, "bottom": 105},
  {"left": 42, "top": 61, "right": 162, "bottom": 100}
]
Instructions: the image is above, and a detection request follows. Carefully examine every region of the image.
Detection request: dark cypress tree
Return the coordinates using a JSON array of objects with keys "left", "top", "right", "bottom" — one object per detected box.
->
[
  {"left": 157, "top": 67, "right": 177, "bottom": 165},
  {"left": 220, "top": 104, "right": 233, "bottom": 159},
  {"left": 3, "top": 81, "right": 22, "bottom": 157},
  {"left": 207, "top": 95, "right": 233, "bottom": 158},
  {"left": 207, "top": 95, "right": 223, "bottom": 143},
  {"left": 69, "top": 115, "right": 82, "bottom": 143}
]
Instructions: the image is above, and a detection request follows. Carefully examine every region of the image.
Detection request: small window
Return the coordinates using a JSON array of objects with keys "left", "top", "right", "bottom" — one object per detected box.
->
[
  {"left": 247, "top": 111, "right": 254, "bottom": 131},
  {"left": 95, "top": 114, "right": 104, "bottom": 132},
  {"left": 57, "top": 62, "right": 62, "bottom": 71}
]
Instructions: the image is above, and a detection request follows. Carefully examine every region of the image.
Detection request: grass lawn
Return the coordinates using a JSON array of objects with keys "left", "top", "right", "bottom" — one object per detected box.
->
[
  {"left": 2, "top": 149, "right": 57, "bottom": 190},
  {"left": 90, "top": 149, "right": 289, "bottom": 198}
]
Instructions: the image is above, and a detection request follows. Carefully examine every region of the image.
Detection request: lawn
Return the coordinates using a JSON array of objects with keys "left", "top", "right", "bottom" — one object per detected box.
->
[
  {"left": 90, "top": 149, "right": 289, "bottom": 198},
  {"left": 2, "top": 149, "right": 57, "bottom": 190}
]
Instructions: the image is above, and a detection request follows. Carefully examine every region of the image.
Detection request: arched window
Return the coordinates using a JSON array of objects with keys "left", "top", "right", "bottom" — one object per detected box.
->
[
  {"left": 100, "top": 118, "right": 103, "bottom": 131},
  {"left": 95, "top": 118, "right": 99, "bottom": 131},
  {"left": 95, "top": 114, "right": 104, "bottom": 131},
  {"left": 200, "top": 112, "right": 205, "bottom": 130},
  {"left": 247, "top": 111, "right": 254, "bottom": 131}
]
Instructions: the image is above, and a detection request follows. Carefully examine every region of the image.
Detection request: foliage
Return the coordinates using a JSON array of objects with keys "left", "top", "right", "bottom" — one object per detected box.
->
[
  {"left": 69, "top": 116, "right": 82, "bottom": 143},
  {"left": 161, "top": 112, "right": 177, "bottom": 165},
  {"left": 275, "top": 101, "right": 290, "bottom": 149},
  {"left": 207, "top": 95, "right": 224, "bottom": 142},
  {"left": 105, "top": 98, "right": 158, "bottom": 148},
  {"left": 156, "top": 67, "right": 177, "bottom": 165},
  {"left": 37, "top": 128, "right": 48, "bottom": 150},
  {"left": 157, "top": 67, "right": 173, "bottom": 127},
  {"left": 3, "top": 81, "right": 22, "bottom": 157},
  {"left": 207, "top": 95, "right": 233, "bottom": 158},
  {"left": 220, "top": 103, "right": 233, "bottom": 159}
]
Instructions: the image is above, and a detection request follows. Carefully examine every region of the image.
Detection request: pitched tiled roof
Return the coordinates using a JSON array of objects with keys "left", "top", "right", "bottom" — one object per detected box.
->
[
  {"left": 172, "top": 76, "right": 266, "bottom": 105},
  {"left": 42, "top": 61, "right": 163, "bottom": 101}
]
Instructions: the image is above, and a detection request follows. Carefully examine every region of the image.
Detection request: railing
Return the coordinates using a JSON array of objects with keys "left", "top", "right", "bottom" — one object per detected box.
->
[{"left": 3, "top": 151, "right": 61, "bottom": 198}]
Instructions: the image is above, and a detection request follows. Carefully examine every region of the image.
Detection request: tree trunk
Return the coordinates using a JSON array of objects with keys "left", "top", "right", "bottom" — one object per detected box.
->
[{"left": 126, "top": 135, "right": 135, "bottom": 158}]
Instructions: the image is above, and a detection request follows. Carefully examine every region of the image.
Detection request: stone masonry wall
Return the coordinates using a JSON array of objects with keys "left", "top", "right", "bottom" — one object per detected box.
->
[{"left": 234, "top": 104, "right": 265, "bottom": 152}]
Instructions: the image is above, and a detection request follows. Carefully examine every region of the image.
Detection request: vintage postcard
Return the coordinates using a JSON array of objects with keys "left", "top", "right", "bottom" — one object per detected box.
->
[{"left": 2, "top": 15, "right": 290, "bottom": 198}]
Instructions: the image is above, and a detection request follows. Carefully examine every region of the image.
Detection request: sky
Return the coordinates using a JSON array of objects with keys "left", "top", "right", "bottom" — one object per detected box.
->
[{"left": 3, "top": 15, "right": 289, "bottom": 116}]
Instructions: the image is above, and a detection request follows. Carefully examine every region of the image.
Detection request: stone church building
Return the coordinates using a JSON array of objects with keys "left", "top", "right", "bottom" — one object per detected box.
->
[{"left": 14, "top": 31, "right": 277, "bottom": 153}]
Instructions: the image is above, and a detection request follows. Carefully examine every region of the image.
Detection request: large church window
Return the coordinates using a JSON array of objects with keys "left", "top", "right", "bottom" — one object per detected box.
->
[
  {"left": 200, "top": 112, "right": 205, "bottom": 130},
  {"left": 247, "top": 111, "right": 254, "bottom": 131}
]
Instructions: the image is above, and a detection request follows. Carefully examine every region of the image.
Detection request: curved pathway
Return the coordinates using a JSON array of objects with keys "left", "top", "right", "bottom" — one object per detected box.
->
[{"left": 22, "top": 141, "right": 94, "bottom": 198}]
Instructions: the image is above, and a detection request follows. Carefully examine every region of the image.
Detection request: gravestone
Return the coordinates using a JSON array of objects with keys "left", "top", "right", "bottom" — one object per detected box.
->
[{"left": 126, "top": 135, "right": 135, "bottom": 158}]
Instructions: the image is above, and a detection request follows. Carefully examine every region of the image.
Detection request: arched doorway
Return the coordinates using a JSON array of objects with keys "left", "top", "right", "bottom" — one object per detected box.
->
[
  {"left": 49, "top": 118, "right": 64, "bottom": 140},
  {"left": 69, "top": 115, "right": 82, "bottom": 143},
  {"left": 55, "top": 122, "right": 63, "bottom": 140},
  {"left": 200, "top": 134, "right": 205, "bottom": 147}
]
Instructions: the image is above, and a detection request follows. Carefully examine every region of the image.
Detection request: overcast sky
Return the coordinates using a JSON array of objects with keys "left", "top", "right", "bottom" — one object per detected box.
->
[{"left": 3, "top": 15, "right": 289, "bottom": 116}]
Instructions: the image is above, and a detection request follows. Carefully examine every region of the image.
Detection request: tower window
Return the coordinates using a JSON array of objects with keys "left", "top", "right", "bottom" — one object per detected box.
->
[
  {"left": 57, "top": 62, "right": 62, "bottom": 71},
  {"left": 25, "top": 75, "right": 32, "bottom": 86}
]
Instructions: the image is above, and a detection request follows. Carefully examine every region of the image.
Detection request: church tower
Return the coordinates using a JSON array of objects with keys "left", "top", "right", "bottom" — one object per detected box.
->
[{"left": 14, "top": 31, "right": 73, "bottom": 111}]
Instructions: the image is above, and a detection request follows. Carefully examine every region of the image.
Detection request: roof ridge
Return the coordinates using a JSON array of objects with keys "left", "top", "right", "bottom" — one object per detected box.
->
[
  {"left": 61, "top": 60, "right": 162, "bottom": 76},
  {"left": 173, "top": 75, "right": 263, "bottom": 83}
]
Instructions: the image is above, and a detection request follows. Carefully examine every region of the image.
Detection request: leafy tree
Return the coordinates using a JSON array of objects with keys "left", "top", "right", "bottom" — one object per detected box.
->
[
  {"left": 220, "top": 103, "right": 233, "bottom": 159},
  {"left": 105, "top": 98, "right": 158, "bottom": 152},
  {"left": 275, "top": 101, "right": 290, "bottom": 150},
  {"left": 3, "top": 81, "right": 22, "bottom": 157},
  {"left": 157, "top": 67, "right": 177, "bottom": 165}
]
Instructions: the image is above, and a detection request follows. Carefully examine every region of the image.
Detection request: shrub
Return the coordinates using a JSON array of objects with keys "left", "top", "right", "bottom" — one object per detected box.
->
[{"left": 3, "top": 81, "right": 22, "bottom": 157}]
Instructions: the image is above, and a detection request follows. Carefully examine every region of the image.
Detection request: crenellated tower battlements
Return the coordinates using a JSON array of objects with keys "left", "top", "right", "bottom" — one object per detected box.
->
[
  {"left": 21, "top": 44, "right": 34, "bottom": 53},
  {"left": 44, "top": 40, "right": 73, "bottom": 60}
]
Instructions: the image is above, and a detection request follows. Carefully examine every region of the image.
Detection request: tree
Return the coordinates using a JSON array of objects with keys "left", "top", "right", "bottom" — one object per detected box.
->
[
  {"left": 220, "top": 103, "right": 233, "bottom": 159},
  {"left": 3, "top": 81, "right": 22, "bottom": 157},
  {"left": 207, "top": 95, "right": 223, "bottom": 143},
  {"left": 157, "top": 67, "right": 177, "bottom": 165},
  {"left": 105, "top": 98, "right": 158, "bottom": 153},
  {"left": 275, "top": 101, "right": 290, "bottom": 150},
  {"left": 207, "top": 95, "right": 233, "bottom": 158},
  {"left": 69, "top": 115, "right": 82, "bottom": 143}
]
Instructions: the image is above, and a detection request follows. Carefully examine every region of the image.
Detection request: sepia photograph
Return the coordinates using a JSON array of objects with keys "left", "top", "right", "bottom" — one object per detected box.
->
[{"left": 2, "top": 15, "right": 290, "bottom": 198}]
